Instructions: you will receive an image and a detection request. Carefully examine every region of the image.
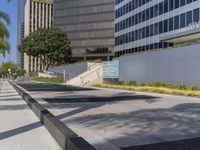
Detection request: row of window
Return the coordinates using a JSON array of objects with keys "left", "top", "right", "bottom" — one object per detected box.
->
[
  {"left": 115, "top": 8, "right": 199, "bottom": 46},
  {"left": 115, "top": 0, "right": 197, "bottom": 32},
  {"left": 115, "top": 0, "right": 152, "bottom": 19},
  {"left": 115, "top": 0, "right": 125, "bottom": 5},
  {"left": 116, "top": 0, "right": 197, "bottom": 19},
  {"left": 115, "top": 42, "right": 173, "bottom": 57}
]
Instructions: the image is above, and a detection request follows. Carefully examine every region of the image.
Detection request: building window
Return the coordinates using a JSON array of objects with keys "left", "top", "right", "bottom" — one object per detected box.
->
[
  {"left": 186, "top": 11, "right": 192, "bottom": 26},
  {"left": 174, "top": 15, "right": 179, "bottom": 30},
  {"left": 169, "top": 17, "right": 174, "bottom": 31},
  {"left": 180, "top": 13, "right": 186, "bottom": 28},
  {"left": 180, "top": 0, "right": 186, "bottom": 6},
  {"left": 193, "top": 8, "right": 199, "bottom": 23},
  {"left": 164, "top": 19, "right": 168, "bottom": 32}
]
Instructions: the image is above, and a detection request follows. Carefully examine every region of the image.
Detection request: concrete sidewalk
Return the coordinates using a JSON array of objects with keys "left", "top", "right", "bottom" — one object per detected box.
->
[
  {"left": 0, "top": 81, "right": 61, "bottom": 150},
  {"left": 16, "top": 81, "right": 200, "bottom": 150}
]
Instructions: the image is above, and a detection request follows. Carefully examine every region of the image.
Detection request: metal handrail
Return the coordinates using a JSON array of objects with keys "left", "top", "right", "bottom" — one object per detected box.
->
[
  {"left": 81, "top": 65, "right": 103, "bottom": 78},
  {"left": 87, "top": 63, "right": 101, "bottom": 71},
  {"left": 80, "top": 65, "right": 103, "bottom": 86}
]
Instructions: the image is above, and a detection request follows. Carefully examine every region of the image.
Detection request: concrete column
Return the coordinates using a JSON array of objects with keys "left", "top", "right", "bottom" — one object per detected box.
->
[
  {"left": 38, "top": 3, "right": 41, "bottom": 28},
  {"left": 34, "top": 57, "right": 37, "bottom": 71},
  {"left": 31, "top": 1, "right": 34, "bottom": 32},
  {"left": 35, "top": 2, "right": 38, "bottom": 30},
  {"left": 42, "top": 3, "right": 45, "bottom": 28},
  {"left": 49, "top": 4, "right": 51, "bottom": 28},
  {"left": 45, "top": 4, "right": 48, "bottom": 28}
]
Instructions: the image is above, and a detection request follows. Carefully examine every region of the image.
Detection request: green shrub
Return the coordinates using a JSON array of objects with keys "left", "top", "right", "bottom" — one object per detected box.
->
[
  {"left": 92, "top": 83, "right": 200, "bottom": 98},
  {"left": 124, "top": 80, "right": 137, "bottom": 86},
  {"left": 152, "top": 81, "right": 175, "bottom": 89},
  {"left": 176, "top": 83, "right": 188, "bottom": 90},
  {"left": 140, "top": 81, "right": 175, "bottom": 89},
  {"left": 152, "top": 81, "right": 161, "bottom": 87},
  {"left": 95, "top": 81, "right": 200, "bottom": 94},
  {"left": 190, "top": 85, "right": 200, "bottom": 91},
  {"left": 31, "top": 77, "right": 63, "bottom": 84},
  {"left": 140, "top": 83, "right": 151, "bottom": 87}
]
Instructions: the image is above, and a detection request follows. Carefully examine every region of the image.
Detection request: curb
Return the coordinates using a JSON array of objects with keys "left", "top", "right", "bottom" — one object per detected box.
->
[{"left": 9, "top": 81, "right": 96, "bottom": 150}]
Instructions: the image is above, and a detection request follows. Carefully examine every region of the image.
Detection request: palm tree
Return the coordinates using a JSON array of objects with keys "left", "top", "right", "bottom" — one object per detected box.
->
[{"left": 0, "top": 1, "right": 11, "bottom": 56}]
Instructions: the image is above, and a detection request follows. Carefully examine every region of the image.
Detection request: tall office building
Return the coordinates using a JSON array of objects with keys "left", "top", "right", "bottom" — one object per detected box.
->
[
  {"left": 115, "top": 0, "right": 200, "bottom": 85},
  {"left": 115, "top": 0, "right": 200, "bottom": 57},
  {"left": 17, "top": 0, "right": 26, "bottom": 69},
  {"left": 24, "top": 0, "right": 53, "bottom": 72},
  {"left": 54, "top": 0, "right": 115, "bottom": 61}
]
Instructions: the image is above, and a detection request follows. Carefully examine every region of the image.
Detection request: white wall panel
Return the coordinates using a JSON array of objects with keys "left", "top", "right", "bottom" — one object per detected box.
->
[{"left": 119, "top": 44, "right": 200, "bottom": 85}]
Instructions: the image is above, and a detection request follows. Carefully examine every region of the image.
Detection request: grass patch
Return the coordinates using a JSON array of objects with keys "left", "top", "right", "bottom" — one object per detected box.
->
[
  {"left": 31, "top": 76, "right": 63, "bottom": 84},
  {"left": 93, "top": 82, "right": 200, "bottom": 98}
]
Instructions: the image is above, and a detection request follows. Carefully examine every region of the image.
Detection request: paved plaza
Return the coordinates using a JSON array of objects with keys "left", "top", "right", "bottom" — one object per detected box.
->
[
  {"left": 0, "top": 81, "right": 61, "bottom": 150},
  {"left": 15, "top": 81, "right": 200, "bottom": 150}
]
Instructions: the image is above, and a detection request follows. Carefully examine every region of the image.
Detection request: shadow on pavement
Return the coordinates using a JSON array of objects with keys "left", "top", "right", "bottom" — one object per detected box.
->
[
  {"left": 16, "top": 82, "right": 96, "bottom": 92},
  {"left": 0, "top": 104, "right": 29, "bottom": 110},
  {"left": 0, "top": 122, "right": 42, "bottom": 140},
  {"left": 1, "top": 91, "right": 17, "bottom": 94},
  {"left": 43, "top": 95, "right": 160, "bottom": 103},
  {"left": 14, "top": 82, "right": 200, "bottom": 149},
  {"left": 0, "top": 98, "right": 22, "bottom": 101},
  {"left": 122, "top": 137, "right": 200, "bottom": 150},
  {"left": 0, "top": 94, "right": 20, "bottom": 98},
  {"left": 49, "top": 102, "right": 200, "bottom": 150}
]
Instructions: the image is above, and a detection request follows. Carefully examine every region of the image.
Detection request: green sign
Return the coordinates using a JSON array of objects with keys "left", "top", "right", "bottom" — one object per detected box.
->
[{"left": 103, "top": 60, "right": 119, "bottom": 78}]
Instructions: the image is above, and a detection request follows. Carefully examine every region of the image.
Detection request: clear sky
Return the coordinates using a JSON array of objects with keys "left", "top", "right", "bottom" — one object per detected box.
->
[{"left": 0, "top": 0, "right": 17, "bottom": 64}]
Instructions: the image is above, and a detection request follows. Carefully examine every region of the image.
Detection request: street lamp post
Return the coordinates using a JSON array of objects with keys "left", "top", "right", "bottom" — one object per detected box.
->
[
  {"left": 8, "top": 68, "right": 11, "bottom": 80},
  {"left": 63, "top": 69, "right": 66, "bottom": 84}
]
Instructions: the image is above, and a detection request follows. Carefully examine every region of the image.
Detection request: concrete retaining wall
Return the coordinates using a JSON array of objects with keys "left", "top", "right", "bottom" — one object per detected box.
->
[
  {"left": 119, "top": 44, "right": 200, "bottom": 85},
  {"left": 49, "top": 63, "right": 88, "bottom": 79},
  {"left": 10, "top": 82, "right": 96, "bottom": 150},
  {"left": 38, "top": 72, "right": 58, "bottom": 78}
]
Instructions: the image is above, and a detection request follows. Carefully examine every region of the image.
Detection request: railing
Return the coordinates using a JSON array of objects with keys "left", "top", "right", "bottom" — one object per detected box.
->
[
  {"left": 80, "top": 65, "right": 103, "bottom": 86},
  {"left": 87, "top": 63, "right": 102, "bottom": 71}
]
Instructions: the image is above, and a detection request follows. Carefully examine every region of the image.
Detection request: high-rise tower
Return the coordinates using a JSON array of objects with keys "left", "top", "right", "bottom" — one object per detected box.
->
[
  {"left": 17, "top": 0, "right": 26, "bottom": 69},
  {"left": 54, "top": 0, "right": 115, "bottom": 61},
  {"left": 24, "top": 0, "right": 53, "bottom": 72}
]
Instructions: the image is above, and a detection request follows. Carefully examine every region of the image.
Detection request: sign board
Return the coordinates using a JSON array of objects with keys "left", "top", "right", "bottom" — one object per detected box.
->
[
  {"left": 24, "top": 73, "right": 30, "bottom": 81},
  {"left": 103, "top": 60, "right": 119, "bottom": 79},
  {"left": 179, "top": 21, "right": 200, "bottom": 33}
]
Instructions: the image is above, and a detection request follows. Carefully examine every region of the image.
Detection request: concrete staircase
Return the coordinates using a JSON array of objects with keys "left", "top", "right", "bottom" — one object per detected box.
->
[{"left": 66, "top": 63, "right": 103, "bottom": 86}]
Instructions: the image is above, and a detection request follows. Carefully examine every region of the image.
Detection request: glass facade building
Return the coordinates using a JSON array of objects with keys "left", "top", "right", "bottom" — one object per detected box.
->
[
  {"left": 54, "top": 0, "right": 115, "bottom": 60},
  {"left": 17, "top": 0, "right": 26, "bottom": 69},
  {"left": 115, "top": 0, "right": 200, "bottom": 57}
]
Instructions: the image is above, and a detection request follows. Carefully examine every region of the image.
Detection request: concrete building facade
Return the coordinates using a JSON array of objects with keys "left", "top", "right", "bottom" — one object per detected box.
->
[
  {"left": 24, "top": 0, "right": 53, "bottom": 72},
  {"left": 17, "top": 0, "right": 26, "bottom": 69},
  {"left": 115, "top": 0, "right": 200, "bottom": 57},
  {"left": 54, "top": 0, "right": 115, "bottom": 61},
  {"left": 114, "top": 0, "right": 200, "bottom": 85}
]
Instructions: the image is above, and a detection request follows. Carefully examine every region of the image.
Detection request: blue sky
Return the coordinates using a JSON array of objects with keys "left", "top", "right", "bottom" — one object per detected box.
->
[{"left": 0, "top": 0, "right": 17, "bottom": 64}]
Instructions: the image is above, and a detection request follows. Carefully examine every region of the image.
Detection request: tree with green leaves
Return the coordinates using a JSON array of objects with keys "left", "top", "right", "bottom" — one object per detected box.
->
[
  {"left": 18, "top": 28, "right": 72, "bottom": 70},
  {"left": 0, "top": 61, "right": 17, "bottom": 76},
  {"left": 0, "top": 0, "right": 11, "bottom": 56},
  {"left": 0, "top": 61, "right": 26, "bottom": 78}
]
